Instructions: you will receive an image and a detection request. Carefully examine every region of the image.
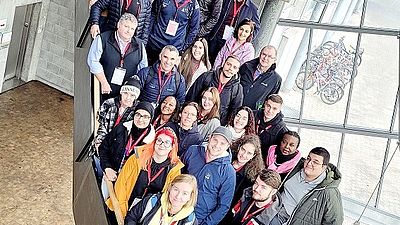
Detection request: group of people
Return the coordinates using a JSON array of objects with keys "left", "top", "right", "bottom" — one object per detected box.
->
[{"left": 86, "top": 0, "right": 344, "bottom": 224}]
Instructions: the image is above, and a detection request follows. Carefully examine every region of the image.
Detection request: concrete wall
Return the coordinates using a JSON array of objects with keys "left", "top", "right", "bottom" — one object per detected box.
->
[{"left": 0, "top": 0, "right": 74, "bottom": 95}]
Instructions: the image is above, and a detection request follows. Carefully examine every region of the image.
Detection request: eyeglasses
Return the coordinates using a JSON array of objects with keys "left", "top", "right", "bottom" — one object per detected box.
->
[
  {"left": 261, "top": 53, "right": 276, "bottom": 60},
  {"left": 182, "top": 110, "right": 197, "bottom": 118},
  {"left": 134, "top": 112, "right": 151, "bottom": 120},
  {"left": 305, "top": 156, "right": 324, "bottom": 167},
  {"left": 155, "top": 138, "right": 172, "bottom": 148}
]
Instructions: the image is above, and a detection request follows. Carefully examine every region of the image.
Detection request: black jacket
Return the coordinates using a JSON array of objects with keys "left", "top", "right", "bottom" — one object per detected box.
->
[
  {"left": 197, "top": 0, "right": 223, "bottom": 37},
  {"left": 254, "top": 110, "right": 287, "bottom": 161},
  {"left": 239, "top": 59, "right": 282, "bottom": 110},
  {"left": 89, "top": 0, "right": 152, "bottom": 44},
  {"left": 166, "top": 122, "right": 203, "bottom": 156},
  {"left": 186, "top": 69, "right": 243, "bottom": 125}
]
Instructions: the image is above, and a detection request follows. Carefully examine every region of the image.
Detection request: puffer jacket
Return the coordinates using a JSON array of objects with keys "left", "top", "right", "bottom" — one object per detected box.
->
[
  {"left": 197, "top": 0, "right": 223, "bottom": 37},
  {"left": 182, "top": 145, "right": 236, "bottom": 225},
  {"left": 89, "top": 0, "right": 152, "bottom": 44},
  {"left": 282, "top": 158, "right": 344, "bottom": 225},
  {"left": 166, "top": 121, "right": 203, "bottom": 156},
  {"left": 208, "top": 0, "right": 260, "bottom": 40},
  {"left": 186, "top": 69, "right": 243, "bottom": 125},
  {"left": 137, "top": 62, "right": 186, "bottom": 105},
  {"left": 148, "top": 0, "right": 200, "bottom": 51},
  {"left": 239, "top": 59, "right": 282, "bottom": 110}
]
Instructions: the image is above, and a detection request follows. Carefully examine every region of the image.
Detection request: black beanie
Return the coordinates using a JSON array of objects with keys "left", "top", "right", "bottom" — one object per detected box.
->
[{"left": 135, "top": 101, "right": 155, "bottom": 120}]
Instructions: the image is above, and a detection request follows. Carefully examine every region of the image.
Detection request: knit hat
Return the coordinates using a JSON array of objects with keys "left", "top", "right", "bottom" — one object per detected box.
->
[
  {"left": 212, "top": 126, "right": 233, "bottom": 143},
  {"left": 135, "top": 101, "right": 155, "bottom": 120},
  {"left": 259, "top": 169, "right": 281, "bottom": 189},
  {"left": 120, "top": 77, "right": 141, "bottom": 98}
]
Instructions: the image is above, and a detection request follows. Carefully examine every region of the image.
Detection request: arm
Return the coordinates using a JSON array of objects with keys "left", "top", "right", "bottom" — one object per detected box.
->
[
  {"left": 139, "top": 0, "right": 152, "bottom": 45},
  {"left": 89, "top": 0, "right": 109, "bottom": 37},
  {"left": 124, "top": 194, "right": 151, "bottom": 225},
  {"left": 201, "top": 169, "right": 236, "bottom": 225},
  {"left": 137, "top": 43, "right": 148, "bottom": 73},
  {"left": 213, "top": 42, "right": 229, "bottom": 70},
  {"left": 198, "top": 0, "right": 222, "bottom": 37},
  {"left": 183, "top": 1, "right": 200, "bottom": 51},
  {"left": 87, "top": 35, "right": 112, "bottom": 93},
  {"left": 271, "top": 74, "right": 282, "bottom": 94},
  {"left": 322, "top": 189, "right": 344, "bottom": 225},
  {"left": 149, "top": 0, "right": 159, "bottom": 36},
  {"left": 240, "top": 44, "right": 255, "bottom": 65},
  {"left": 95, "top": 100, "right": 113, "bottom": 146},
  {"left": 176, "top": 74, "right": 187, "bottom": 104},
  {"left": 251, "top": 8, "right": 261, "bottom": 39},
  {"left": 185, "top": 72, "right": 206, "bottom": 102},
  {"left": 98, "top": 129, "right": 116, "bottom": 171}
]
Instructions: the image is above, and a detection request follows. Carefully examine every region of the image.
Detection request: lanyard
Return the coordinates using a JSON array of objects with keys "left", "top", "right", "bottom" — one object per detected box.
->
[
  {"left": 241, "top": 200, "right": 272, "bottom": 223},
  {"left": 115, "top": 114, "right": 123, "bottom": 127},
  {"left": 173, "top": 0, "right": 192, "bottom": 20},
  {"left": 116, "top": 34, "right": 131, "bottom": 67},
  {"left": 234, "top": 164, "right": 244, "bottom": 172},
  {"left": 231, "top": 0, "right": 245, "bottom": 26},
  {"left": 157, "top": 66, "right": 173, "bottom": 103},
  {"left": 191, "top": 60, "right": 200, "bottom": 76},
  {"left": 153, "top": 115, "right": 168, "bottom": 131},
  {"left": 118, "top": 128, "right": 149, "bottom": 172},
  {"left": 256, "top": 120, "right": 272, "bottom": 135},
  {"left": 217, "top": 81, "right": 226, "bottom": 93},
  {"left": 142, "top": 160, "right": 167, "bottom": 197},
  {"left": 229, "top": 40, "right": 245, "bottom": 56}
]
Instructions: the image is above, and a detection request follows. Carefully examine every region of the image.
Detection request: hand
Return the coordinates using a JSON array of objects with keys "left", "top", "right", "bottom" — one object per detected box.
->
[
  {"left": 104, "top": 168, "right": 117, "bottom": 181},
  {"left": 90, "top": 24, "right": 100, "bottom": 39},
  {"left": 88, "top": 0, "right": 98, "bottom": 8},
  {"left": 100, "top": 81, "right": 112, "bottom": 94}
]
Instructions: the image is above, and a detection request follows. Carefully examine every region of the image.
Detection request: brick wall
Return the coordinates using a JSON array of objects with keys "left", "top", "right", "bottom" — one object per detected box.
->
[{"left": 36, "top": 0, "right": 74, "bottom": 95}]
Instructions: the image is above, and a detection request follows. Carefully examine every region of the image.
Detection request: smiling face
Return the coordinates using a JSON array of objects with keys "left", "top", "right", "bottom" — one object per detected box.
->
[
  {"left": 117, "top": 20, "right": 137, "bottom": 42},
  {"left": 168, "top": 181, "right": 193, "bottom": 211},
  {"left": 154, "top": 134, "right": 173, "bottom": 158},
  {"left": 303, "top": 153, "right": 327, "bottom": 180},
  {"left": 133, "top": 109, "right": 151, "bottom": 129},
  {"left": 237, "top": 24, "right": 252, "bottom": 42},
  {"left": 159, "top": 49, "right": 179, "bottom": 73},
  {"left": 222, "top": 57, "right": 241, "bottom": 78},
  {"left": 207, "top": 134, "right": 230, "bottom": 159},
  {"left": 191, "top": 41, "right": 205, "bottom": 61},
  {"left": 263, "top": 100, "right": 282, "bottom": 122},
  {"left": 259, "top": 47, "right": 277, "bottom": 69},
  {"left": 179, "top": 105, "right": 197, "bottom": 129},
  {"left": 201, "top": 91, "right": 215, "bottom": 112},
  {"left": 161, "top": 96, "right": 177, "bottom": 115},
  {"left": 237, "top": 142, "right": 256, "bottom": 165},
  {"left": 279, "top": 134, "right": 299, "bottom": 155},
  {"left": 233, "top": 109, "right": 249, "bottom": 131},
  {"left": 120, "top": 91, "right": 137, "bottom": 108}
]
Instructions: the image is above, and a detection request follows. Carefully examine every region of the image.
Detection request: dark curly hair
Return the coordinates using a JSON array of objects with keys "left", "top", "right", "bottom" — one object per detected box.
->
[
  {"left": 231, "top": 134, "right": 265, "bottom": 181},
  {"left": 228, "top": 106, "right": 256, "bottom": 135}
]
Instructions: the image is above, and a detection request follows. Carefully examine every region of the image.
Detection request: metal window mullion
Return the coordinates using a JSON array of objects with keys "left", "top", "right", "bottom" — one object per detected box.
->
[{"left": 299, "top": 28, "right": 313, "bottom": 123}]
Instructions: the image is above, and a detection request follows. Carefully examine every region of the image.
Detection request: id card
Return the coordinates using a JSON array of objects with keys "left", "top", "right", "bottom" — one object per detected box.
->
[
  {"left": 166, "top": 20, "right": 179, "bottom": 36},
  {"left": 111, "top": 67, "right": 126, "bottom": 85},
  {"left": 222, "top": 25, "right": 234, "bottom": 40}
]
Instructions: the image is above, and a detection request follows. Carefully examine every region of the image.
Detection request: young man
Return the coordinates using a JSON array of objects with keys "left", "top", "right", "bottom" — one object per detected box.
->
[
  {"left": 87, "top": 13, "right": 147, "bottom": 102},
  {"left": 240, "top": 45, "right": 282, "bottom": 110},
  {"left": 137, "top": 45, "right": 186, "bottom": 105},
  {"left": 223, "top": 169, "right": 282, "bottom": 225},
  {"left": 182, "top": 126, "right": 236, "bottom": 225},
  {"left": 186, "top": 56, "right": 243, "bottom": 125},
  {"left": 253, "top": 94, "right": 287, "bottom": 160},
  {"left": 270, "top": 147, "right": 344, "bottom": 225}
]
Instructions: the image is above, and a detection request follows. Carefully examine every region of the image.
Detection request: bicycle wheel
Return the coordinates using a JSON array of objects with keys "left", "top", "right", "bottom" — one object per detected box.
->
[
  {"left": 296, "top": 71, "right": 314, "bottom": 90},
  {"left": 320, "top": 83, "right": 344, "bottom": 105}
]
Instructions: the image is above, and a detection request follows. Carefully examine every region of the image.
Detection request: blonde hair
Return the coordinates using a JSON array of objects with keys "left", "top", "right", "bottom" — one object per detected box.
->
[{"left": 165, "top": 174, "right": 198, "bottom": 210}]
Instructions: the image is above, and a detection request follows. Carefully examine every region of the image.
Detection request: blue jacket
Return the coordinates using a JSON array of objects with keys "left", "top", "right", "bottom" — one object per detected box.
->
[
  {"left": 208, "top": 0, "right": 260, "bottom": 40},
  {"left": 148, "top": 0, "right": 200, "bottom": 51},
  {"left": 166, "top": 122, "right": 203, "bottom": 156},
  {"left": 182, "top": 145, "right": 236, "bottom": 225},
  {"left": 137, "top": 62, "right": 186, "bottom": 105}
]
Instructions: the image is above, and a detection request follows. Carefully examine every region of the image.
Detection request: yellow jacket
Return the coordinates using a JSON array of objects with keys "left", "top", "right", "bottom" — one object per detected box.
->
[{"left": 106, "top": 145, "right": 184, "bottom": 218}]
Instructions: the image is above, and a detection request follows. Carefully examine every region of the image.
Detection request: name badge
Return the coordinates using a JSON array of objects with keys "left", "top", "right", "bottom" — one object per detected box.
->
[
  {"left": 111, "top": 67, "right": 126, "bottom": 85},
  {"left": 222, "top": 25, "right": 234, "bottom": 40},
  {"left": 166, "top": 20, "right": 179, "bottom": 36}
]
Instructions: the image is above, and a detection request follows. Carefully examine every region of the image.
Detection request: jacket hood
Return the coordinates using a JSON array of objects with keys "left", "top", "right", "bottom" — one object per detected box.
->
[
  {"left": 122, "top": 121, "right": 156, "bottom": 144},
  {"left": 319, "top": 163, "right": 342, "bottom": 188}
]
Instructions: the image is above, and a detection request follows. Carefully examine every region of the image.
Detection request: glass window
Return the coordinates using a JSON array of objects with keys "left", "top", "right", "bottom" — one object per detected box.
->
[{"left": 364, "top": 0, "right": 400, "bottom": 30}]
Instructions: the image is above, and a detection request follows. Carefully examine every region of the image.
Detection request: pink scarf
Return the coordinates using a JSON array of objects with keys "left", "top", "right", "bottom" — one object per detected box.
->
[{"left": 266, "top": 145, "right": 301, "bottom": 174}]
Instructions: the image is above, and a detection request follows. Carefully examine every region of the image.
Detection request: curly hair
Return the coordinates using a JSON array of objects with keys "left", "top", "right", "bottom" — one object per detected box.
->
[
  {"left": 231, "top": 134, "right": 265, "bottom": 181},
  {"left": 228, "top": 106, "right": 256, "bottom": 135}
]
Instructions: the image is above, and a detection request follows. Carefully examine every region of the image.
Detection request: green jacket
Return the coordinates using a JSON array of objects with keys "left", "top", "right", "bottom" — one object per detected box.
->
[{"left": 283, "top": 158, "right": 344, "bottom": 225}]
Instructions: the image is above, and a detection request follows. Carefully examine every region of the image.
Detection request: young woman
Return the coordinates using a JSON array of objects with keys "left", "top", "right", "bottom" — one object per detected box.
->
[
  {"left": 227, "top": 106, "right": 256, "bottom": 141},
  {"left": 266, "top": 130, "right": 301, "bottom": 180},
  {"left": 107, "top": 127, "right": 184, "bottom": 218},
  {"left": 213, "top": 18, "right": 255, "bottom": 69},
  {"left": 166, "top": 102, "right": 203, "bottom": 156},
  {"left": 125, "top": 174, "right": 198, "bottom": 225},
  {"left": 230, "top": 134, "right": 265, "bottom": 207},
  {"left": 178, "top": 38, "right": 212, "bottom": 90},
  {"left": 197, "top": 87, "right": 221, "bottom": 141},
  {"left": 152, "top": 96, "right": 179, "bottom": 131},
  {"left": 99, "top": 101, "right": 156, "bottom": 182}
]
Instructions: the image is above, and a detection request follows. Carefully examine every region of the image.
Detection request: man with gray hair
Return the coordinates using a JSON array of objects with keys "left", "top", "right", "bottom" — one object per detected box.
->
[
  {"left": 137, "top": 45, "right": 186, "bottom": 105},
  {"left": 239, "top": 45, "right": 282, "bottom": 110},
  {"left": 87, "top": 13, "right": 147, "bottom": 102}
]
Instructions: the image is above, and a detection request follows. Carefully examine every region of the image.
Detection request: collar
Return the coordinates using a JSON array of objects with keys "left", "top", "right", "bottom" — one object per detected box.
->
[{"left": 299, "top": 169, "right": 326, "bottom": 185}]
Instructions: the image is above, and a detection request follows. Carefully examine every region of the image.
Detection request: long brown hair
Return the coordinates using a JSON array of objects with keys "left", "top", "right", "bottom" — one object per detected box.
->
[
  {"left": 231, "top": 134, "right": 265, "bottom": 181},
  {"left": 178, "top": 38, "right": 211, "bottom": 88},
  {"left": 198, "top": 87, "right": 220, "bottom": 123}
]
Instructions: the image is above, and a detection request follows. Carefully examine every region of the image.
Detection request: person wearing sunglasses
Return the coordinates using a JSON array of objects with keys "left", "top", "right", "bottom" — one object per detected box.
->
[{"left": 107, "top": 127, "right": 184, "bottom": 219}]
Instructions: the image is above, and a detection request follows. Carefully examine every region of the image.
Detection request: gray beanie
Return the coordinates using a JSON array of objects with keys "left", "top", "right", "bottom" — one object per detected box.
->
[{"left": 212, "top": 126, "right": 233, "bottom": 143}]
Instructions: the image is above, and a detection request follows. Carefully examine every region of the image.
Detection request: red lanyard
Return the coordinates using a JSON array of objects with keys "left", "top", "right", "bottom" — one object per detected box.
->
[
  {"left": 116, "top": 34, "right": 131, "bottom": 67},
  {"left": 234, "top": 164, "right": 244, "bottom": 172},
  {"left": 124, "top": 128, "right": 149, "bottom": 157},
  {"left": 142, "top": 160, "right": 167, "bottom": 197},
  {"left": 241, "top": 200, "right": 272, "bottom": 223},
  {"left": 229, "top": 40, "right": 245, "bottom": 55},
  {"left": 124, "top": 0, "right": 141, "bottom": 16},
  {"left": 231, "top": 0, "right": 245, "bottom": 26},
  {"left": 173, "top": 0, "right": 192, "bottom": 19},
  {"left": 153, "top": 115, "right": 168, "bottom": 131},
  {"left": 217, "top": 81, "right": 226, "bottom": 93},
  {"left": 157, "top": 66, "right": 173, "bottom": 103},
  {"left": 256, "top": 120, "right": 272, "bottom": 135},
  {"left": 115, "top": 114, "right": 123, "bottom": 127}
]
